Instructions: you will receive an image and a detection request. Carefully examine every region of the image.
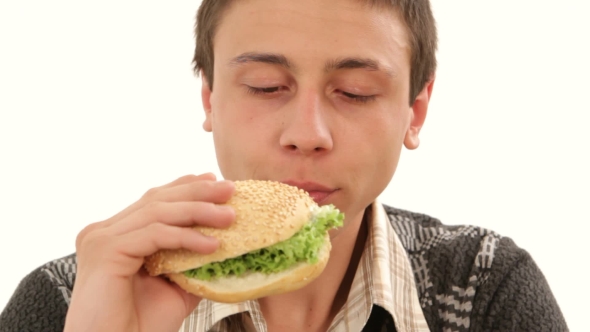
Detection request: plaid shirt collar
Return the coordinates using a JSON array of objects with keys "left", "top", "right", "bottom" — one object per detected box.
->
[{"left": 179, "top": 200, "right": 429, "bottom": 331}]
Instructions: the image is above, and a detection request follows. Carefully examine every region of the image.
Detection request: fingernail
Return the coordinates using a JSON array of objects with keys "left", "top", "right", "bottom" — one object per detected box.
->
[
  {"left": 219, "top": 205, "right": 235, "bottom": 214},
  {"left": 204, "top": 235, "right": 219, "bottom": 245},
  {"left": 217, "top": 180, "right": 234, "bottom": 187}
]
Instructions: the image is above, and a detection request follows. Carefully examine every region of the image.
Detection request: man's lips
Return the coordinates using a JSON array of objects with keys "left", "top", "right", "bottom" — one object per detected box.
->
[
  {"left": 306, "top": 191, "right": 334, "bottom": 204},
  {"left": 281, "top": 180, "right": 338, "bottom": 204}
]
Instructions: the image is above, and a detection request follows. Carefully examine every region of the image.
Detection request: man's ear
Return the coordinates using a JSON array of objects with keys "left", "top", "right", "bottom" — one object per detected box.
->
[
  {"left": 201, "top": 73, "right": 213, "bottom": 132},
  {"left": 404, "top": 77, "right": 435, "bottom": 150}
]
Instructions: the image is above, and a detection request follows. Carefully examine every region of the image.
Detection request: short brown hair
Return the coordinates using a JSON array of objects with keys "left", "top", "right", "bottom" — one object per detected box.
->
[{"left": 193, "top": 0, "right": 437, "bottom": 105}]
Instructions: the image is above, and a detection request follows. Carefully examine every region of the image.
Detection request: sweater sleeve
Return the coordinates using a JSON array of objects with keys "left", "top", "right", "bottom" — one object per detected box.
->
[
  {"left": 0, "top": 265, "right": 71, "bottom": 332},
  {"left": 472, "top": 241, "right": 568, "bottom": 332}
]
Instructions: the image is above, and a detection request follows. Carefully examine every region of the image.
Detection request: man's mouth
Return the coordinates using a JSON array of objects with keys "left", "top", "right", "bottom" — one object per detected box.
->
[
  {"left": 305, "top": 191, "right": 335, "bottom": 204},
  {"left": 280, "top": 180, "right": 338, "bottom": 204}
]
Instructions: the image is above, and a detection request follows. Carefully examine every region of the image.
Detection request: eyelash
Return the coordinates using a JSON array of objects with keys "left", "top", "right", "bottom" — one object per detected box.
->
[
  {"left": 246, "top": 86, "right": 376, "bottom": 103},
  {"left": 340, "top": 91, "right": 376, "bottom": 104},
  {"left": 246, "top": 86, "right": 282, "bottom": 96}
]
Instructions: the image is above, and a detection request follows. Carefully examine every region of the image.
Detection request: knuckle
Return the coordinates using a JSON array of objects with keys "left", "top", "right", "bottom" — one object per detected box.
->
[
  {"left": 144, "top": 200, "right": 163, "bottom": 212},
  {"left": 78, "top": 228, "right": 106, "bottom": 251},
  {"left": 138, "top": 201, "right": 171, "bottom": 226},
  {"left": 142, "top": 186, "right": 160, "bottom": 199},
  {"left": 75, "top": 221, "right": 102, "bottom": 249},
  {"left": 146, "top": 221, "right": 167, "bottom": 234}
]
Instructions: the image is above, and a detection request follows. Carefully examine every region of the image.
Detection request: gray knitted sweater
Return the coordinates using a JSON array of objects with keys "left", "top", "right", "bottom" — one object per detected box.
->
[{"left": 0, "top": 206, "right": 568, "bottom": 331}]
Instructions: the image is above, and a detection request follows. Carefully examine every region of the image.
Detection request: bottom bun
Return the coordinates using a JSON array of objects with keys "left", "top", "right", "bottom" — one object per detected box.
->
[{"left": 166, "top": 234, "right": 331, "bottom": 303}]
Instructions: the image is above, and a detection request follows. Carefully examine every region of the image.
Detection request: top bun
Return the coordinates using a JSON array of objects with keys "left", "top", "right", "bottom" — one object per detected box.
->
[{"left": 144, "top": 180, "right": 316, "bottom": 276}]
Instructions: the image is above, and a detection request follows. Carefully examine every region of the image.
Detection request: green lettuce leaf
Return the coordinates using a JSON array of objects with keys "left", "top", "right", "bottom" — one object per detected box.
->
[{"left": 184, "top": 204, "right": 344, "bottom": 281}]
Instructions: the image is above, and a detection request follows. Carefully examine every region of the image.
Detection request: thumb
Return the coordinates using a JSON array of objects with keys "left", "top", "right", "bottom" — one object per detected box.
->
[{"left": 172, "top": 282, "right": 202, "bottom": 316}]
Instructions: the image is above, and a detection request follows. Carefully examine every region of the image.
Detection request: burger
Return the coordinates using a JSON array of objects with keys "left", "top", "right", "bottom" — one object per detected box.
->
[{"left": 144, "top": 180, "right": 344, "bottom": 303}]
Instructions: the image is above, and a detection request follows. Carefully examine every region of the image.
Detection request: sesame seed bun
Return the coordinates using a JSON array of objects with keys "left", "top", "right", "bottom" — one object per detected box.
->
[{"left": 143, "top": 180, "right": 331, "bottom": 302}]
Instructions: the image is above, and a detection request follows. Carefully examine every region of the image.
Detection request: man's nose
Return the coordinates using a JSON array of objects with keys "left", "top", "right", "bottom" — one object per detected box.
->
[{"left": 279, "top": 89, "right": 334, "bottom": 155}]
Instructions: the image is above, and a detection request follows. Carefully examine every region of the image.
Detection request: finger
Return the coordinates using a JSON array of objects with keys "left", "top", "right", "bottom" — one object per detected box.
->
[
  {"left": 171, "top": 282, "right": 201, "bottom": 315},
  {"left": 106, "top": 201, "right": 235, "bottom": 236},
  {"left": 76, "top": 220, "right": 106, "bottom": 251},
  {"left": 115, "top": 173, "right": 218, "bottom": 221},
  {"left": 133, "top": 270, "right": 202, "bottom": 324},
  {"left": 114, "top": 224, "right": 219, "bottom": 275},
  {"left": 99, "top": 175, "right": 229, "bottom": 231}
]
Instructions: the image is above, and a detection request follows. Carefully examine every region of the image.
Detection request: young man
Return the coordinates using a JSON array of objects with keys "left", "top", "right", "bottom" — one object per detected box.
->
[{"left": 0, "top": 0, "right": 567, "bottom": 331}]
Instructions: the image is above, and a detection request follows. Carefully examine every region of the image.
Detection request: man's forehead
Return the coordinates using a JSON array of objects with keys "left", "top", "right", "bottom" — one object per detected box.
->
[
  {"left": 215, "top": 0, "right": 407, "bottom": 40},
  {"left": 214, "top": 0, "right": 410, "bottom": 72}
]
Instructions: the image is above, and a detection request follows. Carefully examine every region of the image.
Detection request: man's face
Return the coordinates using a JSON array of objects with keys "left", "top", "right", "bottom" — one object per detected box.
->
[{"left": 202, "top": 0, "right": 430, "bottom": 227}]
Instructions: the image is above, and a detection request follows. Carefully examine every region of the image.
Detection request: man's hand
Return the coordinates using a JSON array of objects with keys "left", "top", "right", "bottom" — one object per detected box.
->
[{"left": 64, "top": 173, "right": 235, "bottom": 332}]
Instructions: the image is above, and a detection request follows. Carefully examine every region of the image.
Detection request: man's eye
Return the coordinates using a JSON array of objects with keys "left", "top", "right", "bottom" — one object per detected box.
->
[
  {"left": 341, "top": 91, "right": 376, "bottom": 103},
  {"left": 246, "top": 86, "right": 281, "bottom": 95}
]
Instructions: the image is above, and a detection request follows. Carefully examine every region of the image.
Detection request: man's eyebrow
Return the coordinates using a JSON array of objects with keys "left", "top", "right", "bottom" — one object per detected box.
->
[
  {"left": 325, "top": 57, "right": 396, "bottom": 77},
  {"left": 229, "top": 52, "right": 292, "bottom": 69}
]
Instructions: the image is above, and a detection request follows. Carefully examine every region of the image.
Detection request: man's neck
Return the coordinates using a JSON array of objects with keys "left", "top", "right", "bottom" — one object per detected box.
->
[{"left": 256, "top": 206, "right": 370, "bottom": 332}]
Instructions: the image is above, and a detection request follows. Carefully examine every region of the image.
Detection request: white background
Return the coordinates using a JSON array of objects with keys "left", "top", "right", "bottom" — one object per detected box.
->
[{"left": 1, "top": 1, "right": 588, "bottom": 330}]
